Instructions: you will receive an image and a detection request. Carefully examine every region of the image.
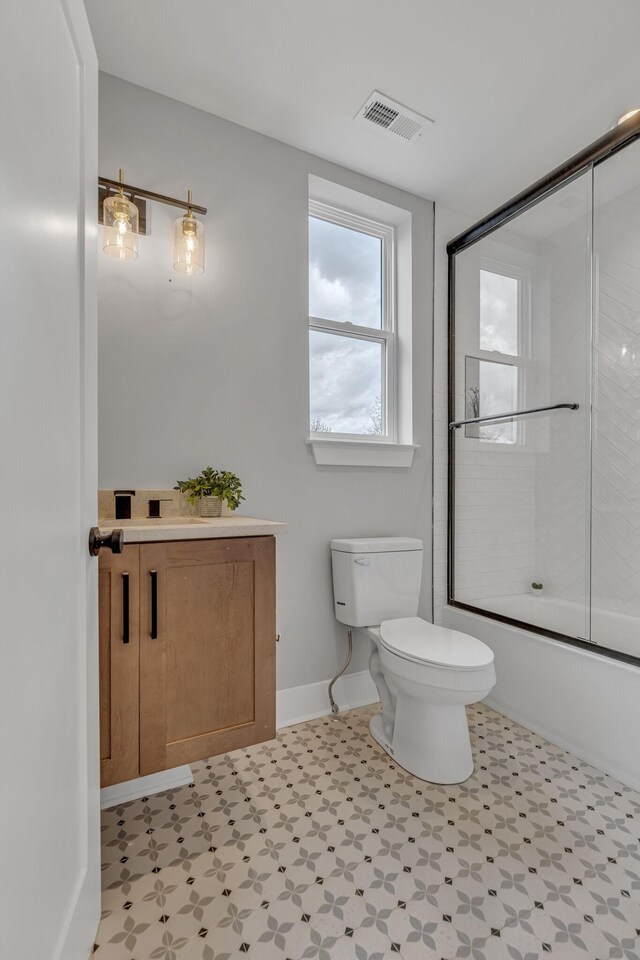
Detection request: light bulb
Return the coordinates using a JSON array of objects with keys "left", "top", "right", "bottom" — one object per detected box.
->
[
  {"left": 174, "top": 208, "right": 204, "bottom": 276},
  {"left": 103, "top": 171, "right": 139, "bottom": 260}
]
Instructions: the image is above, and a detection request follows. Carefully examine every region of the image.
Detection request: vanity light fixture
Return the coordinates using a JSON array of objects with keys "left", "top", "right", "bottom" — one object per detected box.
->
[
  {"left": 102, "top": 168, "right": 139, "bottom": 260},
  {"left": 174, "top": 190, "right": 205, "bottom": 276},
  {"left": 98, "top": 172, "right": 207, "bottom": 275}
]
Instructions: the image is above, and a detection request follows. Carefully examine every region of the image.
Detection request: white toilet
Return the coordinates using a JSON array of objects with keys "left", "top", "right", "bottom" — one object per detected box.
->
[{"left": 331, "top": 537, "right": 496, "bottom": 784}]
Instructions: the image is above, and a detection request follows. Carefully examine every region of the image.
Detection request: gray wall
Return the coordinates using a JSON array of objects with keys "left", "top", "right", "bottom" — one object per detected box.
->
[{"left": 98, "top": 73, "right": 434, "bottom": 692}]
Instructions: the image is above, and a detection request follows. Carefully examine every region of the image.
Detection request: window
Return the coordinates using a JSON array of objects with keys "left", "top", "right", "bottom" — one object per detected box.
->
[
  {"left": 308, "top": 201, "right": 395, "bottom": 440},
  {"left": 465, "top": 356, "right": 518, "bottom": 443},
  {"left": 479, "top": 268, "right": 519, "bottom": 354},
  {"left": 464, "top": 262, "right": 528, "bottom": 444}
]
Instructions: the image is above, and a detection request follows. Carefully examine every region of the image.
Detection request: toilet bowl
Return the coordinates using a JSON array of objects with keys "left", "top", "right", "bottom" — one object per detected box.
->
[
  {"left": 366, "top": 619, "right": 495, "bottom": 783},
  {"left": 331, "top": 537, "right": 496, "bottom": 784}
]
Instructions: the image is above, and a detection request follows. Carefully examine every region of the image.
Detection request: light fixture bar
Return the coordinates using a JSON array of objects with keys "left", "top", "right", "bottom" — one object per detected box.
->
[{"left": 98, "top": 176, "right": 207, "bottom": 215}]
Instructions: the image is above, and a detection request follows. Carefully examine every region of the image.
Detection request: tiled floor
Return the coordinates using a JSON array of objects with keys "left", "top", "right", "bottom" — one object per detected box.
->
[{"left": 97, "top": 704, "right": 640, "bottom": 959}]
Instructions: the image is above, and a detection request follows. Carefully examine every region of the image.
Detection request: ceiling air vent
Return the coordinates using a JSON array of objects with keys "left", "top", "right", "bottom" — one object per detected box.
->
[{"left": 356, "top": 91, "right": 434, "bottom": 145}]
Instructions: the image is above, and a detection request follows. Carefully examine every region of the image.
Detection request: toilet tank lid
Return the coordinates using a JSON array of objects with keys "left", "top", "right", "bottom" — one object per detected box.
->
[{"left": 331, "top": 537, "right": 423, "bottom": 554}]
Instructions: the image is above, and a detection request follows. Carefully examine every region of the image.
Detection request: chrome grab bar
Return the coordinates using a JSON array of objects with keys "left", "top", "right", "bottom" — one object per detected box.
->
[{"left": 449, "top": 402, "right": 579, "bottom": 430}]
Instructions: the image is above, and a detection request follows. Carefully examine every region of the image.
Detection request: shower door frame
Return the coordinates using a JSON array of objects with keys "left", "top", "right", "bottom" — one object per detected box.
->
[{"left": 447, "top": 113, "right": 640, "bottom": 668}]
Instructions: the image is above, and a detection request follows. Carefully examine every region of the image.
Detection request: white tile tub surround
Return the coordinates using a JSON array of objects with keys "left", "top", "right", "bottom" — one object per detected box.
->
[
  {"left": 433, "top": 203, "right": 640, "bottom": 796},
  {"left": 434, "top": 198, "right": 591, "bottom": 621},
  {"left": 532, "top": 215, "right": 591, "bottom": 609},
  {"left": 591, "top": 183, "right": 640, "bottom": 627},
  {"left": 526, "top": 179, "right": 640, "bottom": 627},
  {"left": 432, "top": 206, "right": 539, "bottom": 622},
  {"left": 441, "top": 179, "right": 640, "bottom": 628}
]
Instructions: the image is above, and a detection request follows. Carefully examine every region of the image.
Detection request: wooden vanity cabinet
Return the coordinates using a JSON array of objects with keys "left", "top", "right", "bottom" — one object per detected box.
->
[
  {"left": 99, "top": 536, "right": 276, "bottom": 788},
  {"left": 99, "top": 546, "right": 140, "bottom": 786}
]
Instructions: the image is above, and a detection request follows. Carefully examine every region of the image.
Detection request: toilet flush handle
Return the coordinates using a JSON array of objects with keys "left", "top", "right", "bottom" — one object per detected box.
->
[{"left": 354, "top": 557, "right": 370, "bottom": 565}]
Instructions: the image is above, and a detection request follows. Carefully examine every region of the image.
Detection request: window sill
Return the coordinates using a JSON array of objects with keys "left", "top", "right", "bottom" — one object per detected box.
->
[{"left": 306, "top": 437, "right": 419, "bottom": 468}]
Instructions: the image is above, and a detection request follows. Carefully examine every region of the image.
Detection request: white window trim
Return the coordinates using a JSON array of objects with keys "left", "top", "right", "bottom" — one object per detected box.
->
[
  {"left": 306, "top": 437, "right": 418, "bottom": 468},
  {"left": 306, "top": 188, "right": 417, "bottom": 469},
  {"left": 308, "top": 200, "right": 397, "bottom": 443}
]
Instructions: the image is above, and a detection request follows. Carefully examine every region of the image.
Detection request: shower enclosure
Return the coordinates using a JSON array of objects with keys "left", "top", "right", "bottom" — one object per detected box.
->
[{"left": 448, "top": 114, "right": 640, "bottom": 665}]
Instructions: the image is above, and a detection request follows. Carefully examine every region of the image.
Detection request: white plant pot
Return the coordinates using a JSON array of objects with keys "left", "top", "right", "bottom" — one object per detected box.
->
[
  {"left": 530, "top": 584, "right": 544, "bottom": 597},
  {"left": 199, "top": 496, "right": 222, "bottom": 518}
]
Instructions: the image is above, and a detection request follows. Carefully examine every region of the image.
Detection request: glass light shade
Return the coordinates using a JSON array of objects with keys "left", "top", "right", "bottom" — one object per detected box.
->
[
  {"left": 617, "top": 108, "right": 640, "bottom": 125},
  {"left": 103, "top": 193, "right": 139, "bottom": 260},
  {"left": 174, "top": 213, "right": 204, "bottom": 276}
]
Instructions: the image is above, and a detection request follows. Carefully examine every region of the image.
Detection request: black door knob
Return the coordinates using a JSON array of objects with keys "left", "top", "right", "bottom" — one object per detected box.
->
[{"left": 88, "top": 526, "right": 124, "bottom": 557}]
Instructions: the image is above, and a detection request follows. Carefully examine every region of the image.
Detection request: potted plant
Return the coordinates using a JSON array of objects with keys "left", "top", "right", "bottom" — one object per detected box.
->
[
  {"left": 530, "top": 581, "right": 544, "bottom": 597},
  {"left": 174, "top": 467, "right": 245, "bottom": 517}
]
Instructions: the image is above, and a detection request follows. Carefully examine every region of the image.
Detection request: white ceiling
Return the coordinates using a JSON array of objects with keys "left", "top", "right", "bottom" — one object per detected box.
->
[{"left": 85, "top": 0, "right": 640, "bottom": 220}]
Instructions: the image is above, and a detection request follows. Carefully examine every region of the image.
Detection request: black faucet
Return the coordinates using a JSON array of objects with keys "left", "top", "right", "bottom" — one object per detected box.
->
[
  {"left": 148, "top": 498, "right": 172, "bottom": 519},
  {"left": 114, "top": 490, "right": 135, "bottom": 520}
]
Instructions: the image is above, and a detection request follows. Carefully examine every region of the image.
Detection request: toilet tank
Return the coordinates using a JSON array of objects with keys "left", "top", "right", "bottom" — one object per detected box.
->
[{"left": 331, "top": 537, "right": 423, "bottom": 627}]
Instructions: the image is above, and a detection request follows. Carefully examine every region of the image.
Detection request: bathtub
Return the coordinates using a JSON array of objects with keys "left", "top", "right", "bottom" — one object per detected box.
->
[
  {"left": 469, "top": 593, "right": 640, "bottom": 661},
  {"left": 443, "top": 600, "right": 640, "bottom": 791}
]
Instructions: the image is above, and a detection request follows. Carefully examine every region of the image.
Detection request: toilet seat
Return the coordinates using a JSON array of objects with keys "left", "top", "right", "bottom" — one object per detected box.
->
[{"left": 379, "top": 617, "right": 494, "bottom": 671}]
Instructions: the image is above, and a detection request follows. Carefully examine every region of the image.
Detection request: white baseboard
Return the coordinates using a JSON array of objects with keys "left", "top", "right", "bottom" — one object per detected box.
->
[
  {"left": 276, "top": 669, "right": 379, "bottom": 728},
  {"left": 100, "top": 765, "right": 193, "bottom": 810}
]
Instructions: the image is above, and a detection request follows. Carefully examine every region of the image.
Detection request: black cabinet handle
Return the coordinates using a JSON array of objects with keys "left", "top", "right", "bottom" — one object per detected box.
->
[
  {"left": 122, "top": 573, "right": 130, "bottom": 644},
  {"left": 150, "top": 570, "right": 158, "bottom": 639}
]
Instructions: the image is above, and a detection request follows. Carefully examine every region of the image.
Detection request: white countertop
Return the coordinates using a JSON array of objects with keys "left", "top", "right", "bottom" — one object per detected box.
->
[{"left": 98, "top": 515, "right": 287, "bottom": 543}]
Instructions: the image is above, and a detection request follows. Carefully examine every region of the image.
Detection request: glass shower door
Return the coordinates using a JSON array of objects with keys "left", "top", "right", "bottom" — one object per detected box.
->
[
  {"left": 592, "top": 138, "right": 640, "bottom": 659},
  {"left": 451, "top": 172, "right": 592, "bottom": 642}
]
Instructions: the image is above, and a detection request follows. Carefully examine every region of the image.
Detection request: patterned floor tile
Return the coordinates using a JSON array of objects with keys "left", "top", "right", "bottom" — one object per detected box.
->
[
  {"left": 96, "top": 902, "right": 202, "bottom": 958},
  {"left": 515, "top": 895, "right": 623, "bottom": 958},
  {"left": 101, "top": 868, "right": 199, "bottom": 918},
  {"left": 386, "top": 901, "right": 483, "bottom": 959},
  {"left": 507, "top": 829, "right": 596, "bottom": 884},
  {"left": 490, "top": 915, "right": 549, "bottom": 960},
  {"left": 96, "top": 704, "right": 640, "bottom": 959},
  {"left": 385, "top": 837, "right": 463, "bottom": 890}
]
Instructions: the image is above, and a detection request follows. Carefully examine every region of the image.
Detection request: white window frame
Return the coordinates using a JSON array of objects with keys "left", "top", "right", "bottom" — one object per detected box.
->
[
  {"left": 308, "top": 200, "right": 397, "bottom": 443},
  {"left": 466, "top": 257, "right": 532, "bottom": 446}
]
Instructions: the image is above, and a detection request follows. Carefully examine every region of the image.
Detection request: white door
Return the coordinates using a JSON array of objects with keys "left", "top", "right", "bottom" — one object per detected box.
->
[{"left": 0, "top": 2, "right": 99, "bottom": 958}]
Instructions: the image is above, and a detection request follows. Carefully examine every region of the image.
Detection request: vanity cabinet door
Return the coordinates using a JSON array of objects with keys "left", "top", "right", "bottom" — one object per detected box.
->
[
  {"left": 99, "top": 546, "right": 140, "bottom": 787},
  {"left": 139, "top": 536, "right": 276, "bottom": 775}
]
